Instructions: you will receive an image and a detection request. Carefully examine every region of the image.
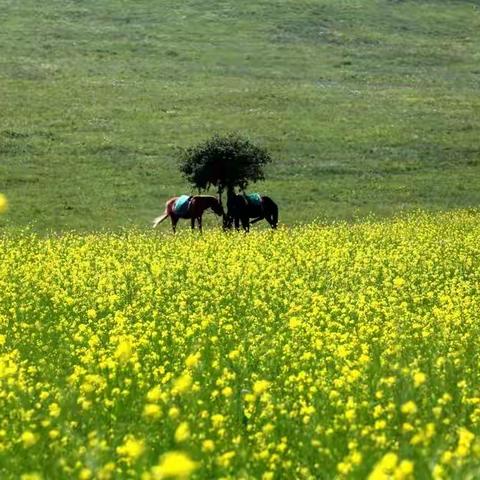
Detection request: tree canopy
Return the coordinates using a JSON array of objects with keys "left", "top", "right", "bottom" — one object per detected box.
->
[{"left": 179, "top": 133, "right": 272, "bottom": 199}]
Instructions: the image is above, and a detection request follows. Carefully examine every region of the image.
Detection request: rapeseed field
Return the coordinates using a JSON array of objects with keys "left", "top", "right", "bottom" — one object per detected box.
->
[{"left": 1, "top": 211, "right": 480, "bottom": 479}]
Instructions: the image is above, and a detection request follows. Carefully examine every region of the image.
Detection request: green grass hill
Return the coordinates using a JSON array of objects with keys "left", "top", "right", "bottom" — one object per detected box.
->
[{"left": 1, "top": 0, "right": 479, "bottom": 232}]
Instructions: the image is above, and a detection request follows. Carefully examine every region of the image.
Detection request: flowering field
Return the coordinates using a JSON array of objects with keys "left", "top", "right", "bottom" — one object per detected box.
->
[{"left": 2, "top": 212, "right": 480, "bottom": 479}]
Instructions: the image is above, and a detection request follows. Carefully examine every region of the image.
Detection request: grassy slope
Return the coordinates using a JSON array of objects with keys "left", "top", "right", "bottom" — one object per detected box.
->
[{"left": 1, "top": 0, "right": 479, "bottom": 232}]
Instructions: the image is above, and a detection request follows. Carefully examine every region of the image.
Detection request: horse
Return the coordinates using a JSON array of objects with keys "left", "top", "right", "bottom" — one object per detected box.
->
[
  {"left": 152, "top": 195, "right": 224, "bottom": 233},
  {"left": 224, "top": 193, "right": 278, "bottom": 232}
]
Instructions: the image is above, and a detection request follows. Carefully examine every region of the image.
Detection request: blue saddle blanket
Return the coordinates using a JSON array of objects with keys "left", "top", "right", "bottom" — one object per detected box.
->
[
  {"left": 245, "top": 193, "right": 262, "bottom": 208},
  {"left": 174, "top": 195, "right": 192, "bottom": 216}
]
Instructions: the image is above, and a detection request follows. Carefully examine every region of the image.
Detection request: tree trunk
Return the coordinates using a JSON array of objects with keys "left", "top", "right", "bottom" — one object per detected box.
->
[
  {"left": 217, "top": 186, "right": 224, "bottom": 206},
  {"left": 227, "top": 185, "right": 235, "bottom": 200}
]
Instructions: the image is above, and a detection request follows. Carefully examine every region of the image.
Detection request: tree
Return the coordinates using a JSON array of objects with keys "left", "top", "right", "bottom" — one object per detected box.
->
[{"left": 179, "top": 133, "right": 272, "bottom": 203}]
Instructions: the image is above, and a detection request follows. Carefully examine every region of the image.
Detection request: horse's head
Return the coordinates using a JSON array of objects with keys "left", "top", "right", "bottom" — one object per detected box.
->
[{"left": 211, "top": 198, "right": 225, "bottom": 217}]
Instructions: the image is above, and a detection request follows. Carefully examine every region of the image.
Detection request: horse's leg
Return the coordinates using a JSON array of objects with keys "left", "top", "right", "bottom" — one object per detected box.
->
[
  {"left": 191, "top": 217, "right": 195, "bottom": 230},
  {"left": 198, "top": 216, "right": 203, "bottom": 233},
  {"left": 223, "top": 215, "right": 232, "bottom": 231},
  {"left": 235, "top": 216, "right": 240, "bottom": 231},
  {"left": 171, "top": 216, "right": 179, "bottom": 234},
  {"left": 242, "top": 216, "right": 250, "bottom": 233},
  {"left": 250, "top": 216, "right": 264, "bottom": 225}
]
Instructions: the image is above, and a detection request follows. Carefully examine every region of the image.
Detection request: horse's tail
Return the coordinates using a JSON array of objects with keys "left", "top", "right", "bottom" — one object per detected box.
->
[
  {"left": 263, "top": 196, "right": 278, "bottom": 229},
  {"left": 152, "top": 212, "right": 168, "bottom": 228}
]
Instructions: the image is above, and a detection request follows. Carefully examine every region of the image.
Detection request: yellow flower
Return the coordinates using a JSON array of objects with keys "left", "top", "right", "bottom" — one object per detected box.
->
[
  {"left": 143, "top": 403, "right": 162, "bottom": 419},
  {"left": 381, "top": 453, "right": 398, "bottom": 471},
  {"left": 456, "top": 427, "right": 475, "bottom": 457},
  {"left": 20, "top": 474, "right": 42, "bottom": 480},
  {"left": 402, "top": 422, "right": 414, "bottom": 433},
  {"left": 222, "top": 386, "right": 233, "bottom": 397},
  {"left": 6, "top": 212, "right": 480, "bottom": 479},
  {"left": 413, "top": 371, "right": 426, "bottom": 387},
  {"left": 98, "top": 463, "right": 116, "bottom": 480},
  {"left": 289, "top": 317, "right": 301, "bottom": 329},
  {"left": 262, "top": 423, "right": 274, "bottom": 434},
  {"left": 79, "top": 468, "right": 92, "bottom": 480},
  {"left": 432, "top": 465, "right": 445, "bottom": 480},
  {"left": 20, "top": 431, "right": 37, "bottom": 448},
  {"left": 253, "top": 380, "right": 270, "bottom": 396},
  {"left": 168, "top": 407, "right": 180, "bottom": 419},
  {"left": 115, "top": 340, "right": 134, "bottom": 362},
  {"left": 116, "top": 435, "right": 145, "bottom": 461},
  {"left": 0, "top": 193, "right": 8, "bottom": 214},
  {"left": 228, "top": 349, "right": 240, "bottom": 360},
  {"left": 152, "top": 451, "right": 197, "bottom": 479},
  {"left": 217, "top": 450, "right": 236, "bottom": 468},
  {"left": 146, "top": 386, "right": 162, "bottom": 402},
  {"left": 368, "top": 452, "right": 398, "bottom": 480},
  {"left": 172, "top": 373, "right": 192, "bottom": 394},
  {"left": 39, "top": 391, "right": 50, "bottom": 401},
  {"left": 211, "top": 414, "right": 225, "bottom": 428},
  {"left": 351, "top": 451, "right": 363, "bottom": 465},
  {"left": 244, "top": 393, "right": 256, "bottom": 403},
  {"left": 337, "top": 462, "right": 351, "bottom": 475},
  {"left": 174, "top": 422, "right": 190, "bottom": 443},
  {"left": 185, "top": 352, "right": 201, "bottom": 369},
  {"left": 441, "top": 451, "right": 453, "bottom": 465},
  {"left": 394, "top": 460, "right": 414, "bottom": 479},
  {"left": 202, "top": 439, "right": 215, "bottom": 452},
  {"left": 401, "top": 401, "right": 417, "bottom": 415},
  {"left": 49, "top": 402, "right": 61, "bottom": 418}
]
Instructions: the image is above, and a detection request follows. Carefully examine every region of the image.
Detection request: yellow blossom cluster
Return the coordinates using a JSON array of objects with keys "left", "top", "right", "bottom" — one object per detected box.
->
[
  {"left": 0, "top": 193, "right": 8, "bottom": 214},
  {"left": 1, "top": 211, "right": 480, "bottom": 478}
]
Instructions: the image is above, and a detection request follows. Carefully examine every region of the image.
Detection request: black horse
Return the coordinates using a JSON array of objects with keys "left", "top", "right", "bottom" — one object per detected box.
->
[{"left": 224, "top": 193, "right": 278, "bottom": 232}]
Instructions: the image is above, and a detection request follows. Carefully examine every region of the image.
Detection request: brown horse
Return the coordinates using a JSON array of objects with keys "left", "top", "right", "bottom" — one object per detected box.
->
[{"left": 152, "top": 195, "right": 224, "bottom": 233}]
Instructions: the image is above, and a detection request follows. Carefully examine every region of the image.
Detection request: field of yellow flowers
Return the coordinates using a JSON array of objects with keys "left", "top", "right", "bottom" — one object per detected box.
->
[{"left": 2, "top": 211, "right": 480, "bottom": 479}]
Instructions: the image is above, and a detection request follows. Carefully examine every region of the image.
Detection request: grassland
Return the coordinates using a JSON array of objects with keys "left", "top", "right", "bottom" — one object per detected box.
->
[
  {"left": 1, "top": 0, "right": 480, "bottom": 232},
  {"left": 2, "top": 211, "right": 480, "bottom": 479}
]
